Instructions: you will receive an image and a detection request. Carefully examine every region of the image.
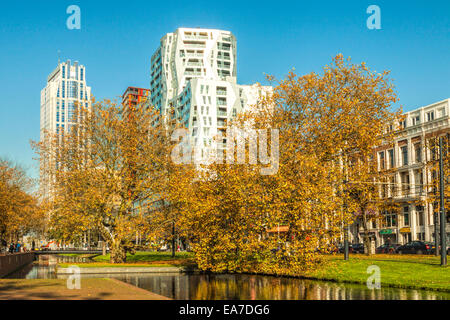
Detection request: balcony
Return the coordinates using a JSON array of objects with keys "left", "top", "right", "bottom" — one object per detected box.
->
[
  {"left": 186, "top": 61, "right": 203, "bottom": 67},
  {"left": 217, "top": 110, "right": 227, "bottom": 117},
  {"left": 184, "top": 71, "right": 202, "bottom": 76},
  {"left": 184, "top": 35, "right": 208, "bottom": 40},
  {"left": 216, "top": 98, "right": 227, "bottom": 106},
  {"left": 217, "top": 120, "right": 227, "bottom": 127},
  {"left": 216, "top": 90, "right": 227, "bottom": 96},
  {"left": 184, "top": 43, "right": 206, "bottom": 48},
  {"left": 186, "top": 52, "right": 204, "bottom": 57},
  {"left": 217, "top": 44, "right": 231, "bottom": 51}
]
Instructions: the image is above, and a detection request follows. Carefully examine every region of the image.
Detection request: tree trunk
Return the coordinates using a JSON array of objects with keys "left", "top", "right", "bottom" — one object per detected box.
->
[
  {"left": 110, "top": 238, "right": 126, "bottom": 263},
  {"left": 102, "top": 241, "right": 107, "bottom": 256},
  {"left": 172, "top": 222, "right": 176, "bottom": 258},
  {"left": 363, "top": 234, "right": 371, "bottom": 256},
  {"left": 362, "top": 213, "right": 372, "bottom": 256}
]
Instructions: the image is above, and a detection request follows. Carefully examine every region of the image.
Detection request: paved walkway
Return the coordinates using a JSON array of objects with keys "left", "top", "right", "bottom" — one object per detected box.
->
[{"left": 0, "top": 278, "right": 170, "bottom": 300}]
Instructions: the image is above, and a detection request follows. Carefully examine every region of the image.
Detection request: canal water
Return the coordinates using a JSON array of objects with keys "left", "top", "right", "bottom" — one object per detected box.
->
[{"left": 4, "top": 255, "right": 450, "bottom": 300}]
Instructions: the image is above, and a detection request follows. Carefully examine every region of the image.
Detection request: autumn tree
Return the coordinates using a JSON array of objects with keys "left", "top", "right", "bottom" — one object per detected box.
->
[
  {"left": 175, "top": 54, "right": 402, "bottom": 272},
  {"left": 0, "top": 160, "right": 44, "bottom": 250},
  {"left": 33, "top": 100, "right": 179, "bottom": 263},
  {"left": 272, "top": 54, "right": 401, "bottom": 255},
  {"left": 425, "top": 133, "right": 450, "bottom": 246}
]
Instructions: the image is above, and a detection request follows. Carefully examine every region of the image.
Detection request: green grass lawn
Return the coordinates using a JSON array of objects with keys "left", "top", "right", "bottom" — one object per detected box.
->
[
  {"left": 298, "top": 254, "right": 450, "bottom": 292},
  {"left": 91, "top": 251, "right": 193, "bottom": 263},
  {"left": 57, "top": 263, "right": 177, "bottom": 268},
  {"left": 57, "top": 253, "right": 98, "bottom": 258}
]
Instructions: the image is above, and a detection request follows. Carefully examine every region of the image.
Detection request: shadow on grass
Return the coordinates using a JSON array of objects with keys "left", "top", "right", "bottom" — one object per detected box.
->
[{"left": 331, "top": 254, "right": 445, "bottom": 267}]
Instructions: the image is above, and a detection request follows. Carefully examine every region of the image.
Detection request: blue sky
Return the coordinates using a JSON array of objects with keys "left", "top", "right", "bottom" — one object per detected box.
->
[{"left": 0, "top": 0, "right": 449, "bottom": 178}]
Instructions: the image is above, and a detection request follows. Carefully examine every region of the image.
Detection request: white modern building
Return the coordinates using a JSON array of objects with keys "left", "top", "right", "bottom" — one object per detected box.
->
[
  {"left": 350, "top": 98, "right": 450, "bottom": 246},
  {"left": 40, "top": 60, "right": 92, "bottom": 198},
  {"left": 149, "top": 28, "right": 271, "bottom": 163}
]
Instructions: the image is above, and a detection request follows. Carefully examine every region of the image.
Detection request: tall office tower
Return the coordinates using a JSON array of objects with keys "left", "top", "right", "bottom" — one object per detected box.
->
[
  {"left": 40, "top": 60, "right": 92, "bottom": 198},
  {"left": 150, "top": 28, "right": 271, "bottom": 162}
]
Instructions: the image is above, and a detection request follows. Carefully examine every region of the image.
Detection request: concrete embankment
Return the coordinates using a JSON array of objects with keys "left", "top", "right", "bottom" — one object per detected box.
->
[
  {"left": 0, "top": 253, "right": 35, "bottom": 278},
  {"left": 56, "top": 266, "right": 188, "bottom": 274},
  {"left": 0, "top": 278, "right": 171, "bottom": 300}
]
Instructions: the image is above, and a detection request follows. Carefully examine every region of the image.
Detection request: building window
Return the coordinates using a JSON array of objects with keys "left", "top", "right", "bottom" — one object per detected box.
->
[
  {"left": 379, "top": 151, "right": 385, "bottom": 170},
  {"left": 416, "top": 206, "right": 424, "bottom": 226},
  {"left": 412, "top": 115, "right": 420, "bottom": 126},
  {"left": 68, "top": 81, "right": 77, "bottom": 98},
  {"left": 415, "top": 169, "right": 424, "bottom": 194},
  {"left": 389, "top": 176, "right": 395, "bottom": 197},
  {"left": 388, "top": 149, "right": 394, "bottom": 169},
  {"left": 401, "top": 172, "right": 410, "bottom": 196},
  {"left": 414, "top": 143, "right": 422, "bottom": 163},
  {"left": 403, "top": 206, "right": 410, "bottom": 226},
  {"left": 68, "top": 101, "right": 75, "bottom": 122},
  {"left": 400, "top": 119, "right": 407, "bottom": 129},
  {"left": 61, "top": 101, "right": 65, "bottom": 122},
  {"left": 385, "top": 212, "right": 397, "bottom": 227},
  {"left": 426, "top": 111, "right": 434, "bottom": 122},
  {"left": 401, "top": 145, "right": 408, "bottom": 166}
]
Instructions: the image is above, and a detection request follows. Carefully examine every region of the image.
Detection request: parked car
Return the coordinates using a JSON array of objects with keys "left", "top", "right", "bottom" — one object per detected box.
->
[
  {"left": 396, "top": 241, "right": 434, "bottom": 255},
  {"left": 376, "top": 243, "right": 401, "bottom": 254},
  {"left": 331, "top": 243, "right": 350, "bottom": 254},
  {"left": 350, "top": 243, "right": 364, "bottom": 254},
  {"left": 334, "top": 244, "right": 344, "bottom": 253},
  {"left": 431, "top": 244, "right": 450, "bottom": 255}
]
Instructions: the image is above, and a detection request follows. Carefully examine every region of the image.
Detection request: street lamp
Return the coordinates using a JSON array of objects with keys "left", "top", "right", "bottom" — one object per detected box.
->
[{"left": 438, "top": 137, "right": 447, "bottom": 266}]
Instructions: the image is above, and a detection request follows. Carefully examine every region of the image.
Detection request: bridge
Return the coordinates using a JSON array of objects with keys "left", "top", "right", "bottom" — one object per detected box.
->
[{"left": 34, "top": 248, "right": 106, "bottom": 255}]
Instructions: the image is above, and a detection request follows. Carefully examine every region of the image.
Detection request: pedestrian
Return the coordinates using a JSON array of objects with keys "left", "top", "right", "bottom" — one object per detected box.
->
[
  {"left": 16, "top": 242, "right": 21, "bottom": 253},
  {"left": 32, "top": 240, "right": 35, "bottom": 251},
  {"left": 9, "top": 242, "right": 15, "bottom": 254},
  {"left": 1, "top": 239, "right": 6, "bottom": 254}
]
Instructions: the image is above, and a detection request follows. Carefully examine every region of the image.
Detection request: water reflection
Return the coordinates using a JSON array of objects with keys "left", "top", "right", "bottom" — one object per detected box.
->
[
  {"left": 6, "top": 255, "right": 450, "bottom": 300},
  {"left": 100, "top": 273, "right": 449, "bottom": 300}
]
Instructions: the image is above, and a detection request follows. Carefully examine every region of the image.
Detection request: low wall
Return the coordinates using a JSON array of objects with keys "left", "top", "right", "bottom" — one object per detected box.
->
[
  {"left": 0, "top": 253, "right": 35, "bottom": 278},
  {"left": 56, "top": 266, "right": 185, "bottom": 274}
]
